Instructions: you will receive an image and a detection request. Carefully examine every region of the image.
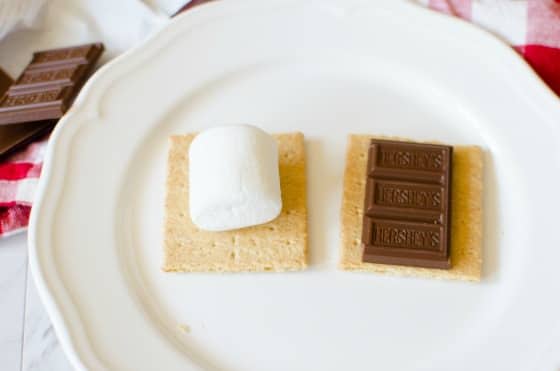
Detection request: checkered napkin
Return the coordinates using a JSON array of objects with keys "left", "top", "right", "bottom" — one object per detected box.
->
[
  {"left": 1, "top": 0, "right": 559, "bottom": 238},
  {"left": 0, "top": 137, "right": 46, "bottom": 237},
  {"left": 421, "top": 0, "right": 560, "bottom": 96}
]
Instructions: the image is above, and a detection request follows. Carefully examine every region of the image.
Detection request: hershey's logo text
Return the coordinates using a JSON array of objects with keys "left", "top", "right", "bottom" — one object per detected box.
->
[
  {"left": 377, "top": 148, "right": 444, "bottom": 171},
  {"left": 377, "top": 183, "right": 442, "bottom": 210},
  {"left": 373, "top": 224, "right": 441, "bottom": 250}
]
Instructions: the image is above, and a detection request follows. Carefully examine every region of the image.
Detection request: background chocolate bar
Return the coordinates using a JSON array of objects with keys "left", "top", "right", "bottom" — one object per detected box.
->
[
  {"left": 361, "top": 139, "right": 453, "bottom": 269},
  {"left": 0, "top": 43, "right": 104, "bottom": 125}
]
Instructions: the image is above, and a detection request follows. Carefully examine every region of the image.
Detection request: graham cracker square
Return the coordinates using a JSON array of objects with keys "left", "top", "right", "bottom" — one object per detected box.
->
[
  {"left": 163, "top": 132, "right": 307, "bottom": 272},
  {"left": 339, "top": 135, "right": 483, "bottom": 281}
]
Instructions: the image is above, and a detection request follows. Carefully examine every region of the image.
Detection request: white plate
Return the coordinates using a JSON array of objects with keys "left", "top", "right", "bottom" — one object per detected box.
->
[{"left": 29, "top": 1, "right": 560, "bottom": 370}]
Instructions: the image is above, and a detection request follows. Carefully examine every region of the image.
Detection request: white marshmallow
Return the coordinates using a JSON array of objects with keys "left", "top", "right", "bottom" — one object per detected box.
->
[{"left": 188, "top": 125, "right": 282, "bottom": 231}]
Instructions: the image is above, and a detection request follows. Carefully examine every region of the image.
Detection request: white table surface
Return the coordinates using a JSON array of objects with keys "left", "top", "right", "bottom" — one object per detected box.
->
[{"left": 0, "top": 232, "right": 73, "bottom": 371}]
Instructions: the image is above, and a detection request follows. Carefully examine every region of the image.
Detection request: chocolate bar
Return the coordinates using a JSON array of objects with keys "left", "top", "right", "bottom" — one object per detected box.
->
[
  {"left": 0, "top": 43, "right": 104, "bottom": 125},
  {"left": 0, "top": 67, "right": 12, "bottom": 97},
  {"left": 361, "top": 139, "right": 453, "bottom": 269},
  {"left": 0, "top": 120, "right": 55, "bottom": 159}
]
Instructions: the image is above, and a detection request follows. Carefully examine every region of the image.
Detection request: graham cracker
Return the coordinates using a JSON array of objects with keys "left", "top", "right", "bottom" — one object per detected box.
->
[
  {"left": 339, "top": 135, "right": 483, "bottom": 282},
  {"left": 163, "top": 132, "right": 307, "bottom": 272}
]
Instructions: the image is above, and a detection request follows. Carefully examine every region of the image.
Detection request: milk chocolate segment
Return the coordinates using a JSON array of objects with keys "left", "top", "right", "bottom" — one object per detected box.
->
[
  {"left": 27, "top": 43, "right": 104, "bottom": 70},
  {"left": 365, "top": 179, "right": 445, "bottom": 223},
  {"left": 11, "top": 64, "right": 88, "bottom": 93},
  {"left": 0, "top": 86, "right": 74, "bottom": 124},
  {"left": 368, "top": 141, "right": 450, "bottom": 183},
  {"left": 362, "top": 139, "right": 453, "bottom": 269},
  {"left": 0, "top": 43, "right": 104, "bottom": 125}
]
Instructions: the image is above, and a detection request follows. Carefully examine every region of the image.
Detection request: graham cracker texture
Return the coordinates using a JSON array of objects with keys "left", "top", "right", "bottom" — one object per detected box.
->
[
  {"left": 163, "top": 132, "right": 307, "bottom": 272},
  {"left": 339, "top": 135, "right": 483, "bottom": 282}
]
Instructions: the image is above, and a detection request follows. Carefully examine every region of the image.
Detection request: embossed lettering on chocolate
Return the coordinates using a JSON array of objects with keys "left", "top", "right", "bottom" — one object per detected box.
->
[{"left": 361, "top": 139, "right": 453, "bottom": 269}]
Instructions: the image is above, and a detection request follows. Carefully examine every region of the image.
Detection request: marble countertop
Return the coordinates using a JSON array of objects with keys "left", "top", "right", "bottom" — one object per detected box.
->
[{"left": 0, "top": 233, "right": 72, "bottom": 371}]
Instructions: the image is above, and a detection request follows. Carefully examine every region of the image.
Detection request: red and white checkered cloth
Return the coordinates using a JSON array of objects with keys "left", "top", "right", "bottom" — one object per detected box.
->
[
  {"left": 1, "top": 0, "right": 559, "bottom": 238},
  {"left": 0, "top": 136, "right": 47, "bottom": 237},
  {"left": 423, "top": 0, "right": 560, "bottom": 96}
]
